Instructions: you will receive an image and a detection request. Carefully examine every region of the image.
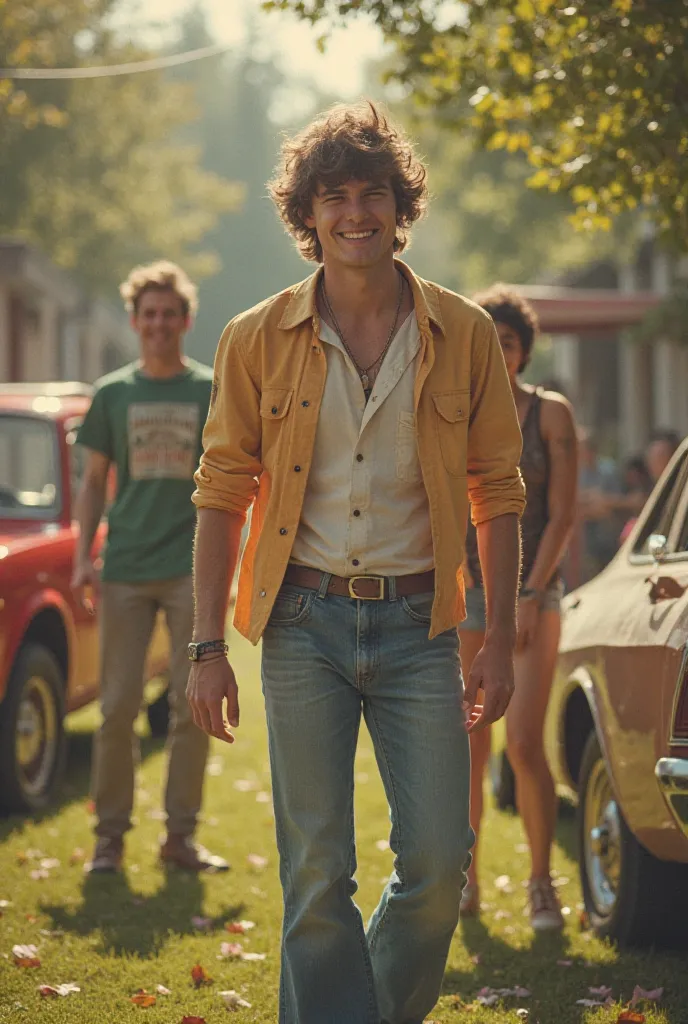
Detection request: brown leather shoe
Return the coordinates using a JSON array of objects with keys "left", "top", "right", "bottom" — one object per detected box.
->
[
  {"left": 160, "top": 834, "right": 230, "bottom": 873},
  {"left": 86, "top": 836, "right": 123, "bottom": 874}
]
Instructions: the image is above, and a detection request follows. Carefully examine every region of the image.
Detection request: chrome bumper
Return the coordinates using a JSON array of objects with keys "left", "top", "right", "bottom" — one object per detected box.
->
[{"left": 655, "top": 758, "right": 688, "bottom": 839}]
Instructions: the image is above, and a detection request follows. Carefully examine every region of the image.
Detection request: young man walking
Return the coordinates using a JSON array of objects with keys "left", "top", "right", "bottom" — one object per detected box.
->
[
  {"left": 73, "top": 260, "right": 228, "bottom": 874},
  {"left": 187, "top": 104, "right": 524, "bottom": 1023}
]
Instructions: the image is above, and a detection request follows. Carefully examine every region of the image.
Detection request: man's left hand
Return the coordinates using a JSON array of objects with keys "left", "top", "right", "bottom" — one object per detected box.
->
[{"left": 463, "top": 636, "right": 515, "bottom": 732}]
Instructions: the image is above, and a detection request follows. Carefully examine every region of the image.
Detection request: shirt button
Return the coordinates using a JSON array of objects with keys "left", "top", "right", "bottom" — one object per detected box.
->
[
  {"left": 301, "top": 400, "right": 309, "bottom": 408},
  {"left": 259, "top": 590, "right": 266, "bottom": 597},
  {"left": 279, "top": 528, "right": 287, "bottom": 535},
  {"left": 353, "top": 509, "right": 361, "bottom": 517},
  {"left": 356, "top": 453, "right": 364, "bottom": 462},
  {"left": 294, "top": 465, "right": 301, "bottom": 472},
  {"left": 271, "top": 406, "right": 278, "bottom": 414},
  {"left": 352, "top": 559, "right": 360, "bottom": 567}
]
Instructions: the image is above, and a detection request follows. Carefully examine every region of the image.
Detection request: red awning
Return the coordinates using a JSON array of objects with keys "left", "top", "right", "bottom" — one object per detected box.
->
[{"left": 510, "top": 285, "right": 661, "bottom": 335}]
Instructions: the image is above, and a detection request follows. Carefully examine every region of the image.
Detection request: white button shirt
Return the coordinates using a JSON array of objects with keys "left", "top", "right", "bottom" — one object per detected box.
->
[{"left": 290, "top": 311, "right": 434, "bottom": 577}]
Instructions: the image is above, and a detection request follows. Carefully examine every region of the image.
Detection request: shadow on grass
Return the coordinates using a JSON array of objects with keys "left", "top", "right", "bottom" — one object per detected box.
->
[
  {"left": 39, "top": 868, "right": 246, "bottom": 958},
  {"left": 0, "top": 728, "right": 167, "bottom": 842},
  {"left": 444, "top": 915, "right": 570, "bottom": 1001}
]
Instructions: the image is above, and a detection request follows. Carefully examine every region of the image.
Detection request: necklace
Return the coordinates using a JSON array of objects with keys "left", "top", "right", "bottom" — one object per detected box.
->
[{"left": 320, "top": 270, "right": 405, "bottom": 399}]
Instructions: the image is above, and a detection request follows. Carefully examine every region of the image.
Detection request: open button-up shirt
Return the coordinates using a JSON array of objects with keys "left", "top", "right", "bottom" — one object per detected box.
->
[
  {"left": 290, "top": 311, "right": 434, "bottom": 577},
  {"left": 193, "top": 259, "right": 525, "bottom": 643}
]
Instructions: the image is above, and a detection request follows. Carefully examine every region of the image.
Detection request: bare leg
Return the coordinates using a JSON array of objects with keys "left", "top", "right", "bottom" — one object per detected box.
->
[
  {"left": 506, "top": 609, "right": 561, "bottom": 879},
  {"left": 459, "top": 629, "right": 488, "bottom": 890}
]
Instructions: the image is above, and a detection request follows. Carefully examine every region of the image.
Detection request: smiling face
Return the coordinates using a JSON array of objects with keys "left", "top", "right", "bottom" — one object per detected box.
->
[
  {"left": 132, "top": 287, "right": 189, "bottom": 363},
  {"left": 304, "top": 178, "right": 398, "bottom": 270},
  {"left": 495, "top": 321, "right": 525, "bottom": 383}
]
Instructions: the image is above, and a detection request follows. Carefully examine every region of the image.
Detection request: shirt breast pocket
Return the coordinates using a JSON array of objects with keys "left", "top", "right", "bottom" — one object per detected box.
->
[
  {"left": 259, "top": 388, "right": 293, "bottom": 467},
  {"left": 432, "top": 391, "right": 469, "bottom": 478},
  {"left": 396, "top": 411, "right": 423, "bottom": 484}
]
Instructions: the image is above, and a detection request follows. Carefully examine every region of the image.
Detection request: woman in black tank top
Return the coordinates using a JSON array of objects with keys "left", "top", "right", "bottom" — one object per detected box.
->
[{"left": 459, "top": 286, "right": 578, "bottom": 932}]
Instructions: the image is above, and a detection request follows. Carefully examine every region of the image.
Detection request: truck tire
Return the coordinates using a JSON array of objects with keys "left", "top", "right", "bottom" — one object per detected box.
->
[
  {"left": 578, "top": 731, "right": 688, "bottom": 947},
  {"left": 0, "top": 644, "right": 67, "bottom": 813}
]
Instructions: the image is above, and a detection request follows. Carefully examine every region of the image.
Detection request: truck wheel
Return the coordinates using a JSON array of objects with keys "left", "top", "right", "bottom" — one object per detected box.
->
[
  {"left": 578, "top": 731, "right": 688, "bottom": 947},
  {"left": 0, "top": 644, "right": 66, "bottom": 813},
  {"left": 146, "top": 686, "right": 170, "bottom": 738}
]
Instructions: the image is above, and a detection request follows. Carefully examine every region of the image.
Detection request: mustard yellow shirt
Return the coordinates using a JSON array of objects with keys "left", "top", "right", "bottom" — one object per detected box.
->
[{"left": 193, "top": 260, "right": 525, "bottom": 643}]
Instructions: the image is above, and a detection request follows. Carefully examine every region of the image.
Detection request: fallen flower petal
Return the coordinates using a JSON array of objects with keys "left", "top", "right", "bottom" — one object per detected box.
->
[
  {"left": 516, "top": 1012, "right": 529, "bottom": 1021},
  {"left": 240, "top": 951, "right": 266, "bottom": 961},
  {"left": 494, "top": 874, "right": 512, "bottom": 891},
  {"left": 40, "top": 858, "right": 60, "bottom": 870},
  {"left": 233, "top": 779, "right": 258, "bottom": 792},
  {"left": 557, "top": 960, "right": 573, "bottom": 967},
  {"left": 630, "top": 986, "right": 663, "bottom": 1006},
  {"left": 131, "top": 989, "right": 157, "bottom": 1007},
  {"left": 590, "top": 986, "right": 613, "bottom": 999},
  {"left": 247, "top": 853, "right": 268, "bottom": 870},
  {"left": 181, "top": 1017, "right": 206, "bottom": 1024},
  {"left": 375, "top": 839, "right": 390, "bottom": 851},
  {"left": 220, "top": 990, "right": 252, "bottom": 1011},
  {"left": 225, "top": 920, "right": 256, "bottom": 934},
  {"left": 38, "top": 983, "right": 79, "bottom": 997},
  {"left": 156, "top": 984, "right": 171, "bottom": 995},
  {"left": 191, "top": 916, "right": 212, "bottom": 931},
  {"left": 12, "top": 945, "right": 40, "bottom": 968},
  {"left": 0, "top": 900, "right": 11, "bottom": 908},
  {"left": 191, "top": 964, "right": 212, "bottom": 988},
  {"left": 219, "top": 942, "right": 244, "bottom": 959},
  {"left": 30, "top": 869, "right": 49, "bottom": 880}
]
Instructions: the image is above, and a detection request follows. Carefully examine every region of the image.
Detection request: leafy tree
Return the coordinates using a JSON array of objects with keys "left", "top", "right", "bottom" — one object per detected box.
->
[
  {"left": 170, "top": 6, "right": 311, "bottom": 362},
  {"left": 267, "top": 0, "right": 688, "bottom": 244},
  {"left": 0, "top": 0, "right": 242, "bottom": 293}
]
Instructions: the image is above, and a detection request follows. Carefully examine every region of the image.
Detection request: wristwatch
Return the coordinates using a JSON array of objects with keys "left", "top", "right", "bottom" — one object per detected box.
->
[
  {"left": 519, "top": 587, "right": 544, "bottom": 605},
  {"left": 188, "top": 639, "right": 228, "bottom": 661}
]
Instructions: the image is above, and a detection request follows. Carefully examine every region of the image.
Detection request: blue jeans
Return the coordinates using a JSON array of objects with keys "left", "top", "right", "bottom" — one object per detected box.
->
[{"left": 261, "top": 580, "right": 474, "bottom": 1024}]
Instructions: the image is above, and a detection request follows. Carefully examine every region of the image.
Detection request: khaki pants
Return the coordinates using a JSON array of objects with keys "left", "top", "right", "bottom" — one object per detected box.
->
[{"left": 93, "top": 575, "right": 209, "bottom": 839}]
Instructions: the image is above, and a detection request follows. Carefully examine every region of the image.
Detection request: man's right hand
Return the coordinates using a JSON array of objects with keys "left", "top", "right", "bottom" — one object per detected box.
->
[
  {"left": 70, "top": 558, "right": 100, "bottom": 613},
  {"left": 187, "top": 656, "right": 239, "bottom": 745}
]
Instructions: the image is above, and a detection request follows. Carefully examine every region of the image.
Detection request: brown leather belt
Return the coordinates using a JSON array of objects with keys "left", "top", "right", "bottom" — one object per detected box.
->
[{"left": 283, "top": 564, "right": 435, "bottom": 601}]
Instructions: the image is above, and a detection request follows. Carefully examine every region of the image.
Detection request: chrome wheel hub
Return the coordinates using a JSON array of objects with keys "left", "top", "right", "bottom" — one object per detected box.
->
[
  {"left": 15, "top": 675, "right": 57, "bottom": 797},
  {"left": 584, "top": 757, "right": 621, "bottom": 916}
]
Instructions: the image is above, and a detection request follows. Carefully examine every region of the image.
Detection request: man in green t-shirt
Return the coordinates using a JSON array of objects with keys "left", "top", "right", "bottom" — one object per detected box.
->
[{"left": 73, "top": 260, "right": 228, "bottom": 874}]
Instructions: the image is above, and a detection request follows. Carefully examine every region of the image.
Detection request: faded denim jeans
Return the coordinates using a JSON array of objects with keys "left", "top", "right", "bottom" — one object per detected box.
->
[{"left": 261, "top": 580, "right": 474, "bottom": 1024}]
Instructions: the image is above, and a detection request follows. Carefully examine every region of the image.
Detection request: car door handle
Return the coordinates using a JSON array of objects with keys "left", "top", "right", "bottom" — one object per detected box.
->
[{"left": 646, "top": 575, "right": 688, "bottom": 604}]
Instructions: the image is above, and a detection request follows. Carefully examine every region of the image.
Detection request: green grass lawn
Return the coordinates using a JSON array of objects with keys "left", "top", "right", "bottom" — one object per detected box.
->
[{"left": 1, "top": 629, "right": 685, "bottom": 1023}]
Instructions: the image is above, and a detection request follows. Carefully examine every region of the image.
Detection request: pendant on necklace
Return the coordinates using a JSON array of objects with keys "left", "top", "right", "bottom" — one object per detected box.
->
[{"left": 360, "top": 372, "right": 370, "bottom": 391}]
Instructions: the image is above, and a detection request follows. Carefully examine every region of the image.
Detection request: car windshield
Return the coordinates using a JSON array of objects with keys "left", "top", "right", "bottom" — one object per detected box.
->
[{"left": 0, "top": 414, "right": 60, "bottom": 519}]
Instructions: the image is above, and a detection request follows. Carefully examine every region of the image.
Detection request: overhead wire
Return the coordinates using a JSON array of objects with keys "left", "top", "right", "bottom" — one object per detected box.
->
[{"left": 0, "top": 42, "right": 231, "bottom": 80}]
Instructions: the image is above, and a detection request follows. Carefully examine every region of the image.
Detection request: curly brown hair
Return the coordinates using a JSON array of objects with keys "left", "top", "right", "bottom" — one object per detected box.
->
[
  {"left": 472, "top": 284, "right": 539, "bottom": 374},
  {"left": 268, "top": 101, "right": 428, "bottom": 263},
  {"left": 119, "top": 260, "right": 198, "bottom": 318}
]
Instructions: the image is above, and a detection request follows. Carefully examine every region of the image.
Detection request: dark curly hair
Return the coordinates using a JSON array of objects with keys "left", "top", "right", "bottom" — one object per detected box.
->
[
  {"left": 267, "top": 101, "right": 428, "bottom": 263},
  {"left": 472, "top": 284, "right": 540, "bottom": 374}
]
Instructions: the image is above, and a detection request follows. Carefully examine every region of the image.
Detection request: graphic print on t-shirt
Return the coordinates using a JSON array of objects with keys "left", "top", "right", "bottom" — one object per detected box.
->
[{"left": 127, "top": 402, "right": 199, "bottom": 480}]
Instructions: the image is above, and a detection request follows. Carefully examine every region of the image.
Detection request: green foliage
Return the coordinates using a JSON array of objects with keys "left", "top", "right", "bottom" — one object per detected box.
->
[
  {"left": 0, "top": 0, "right": 242, "bottom": 294},
  {"left": 268, "top": 0, "right": 688, "bottom": 247},
  {"left": 634, "top": 285, "right": 688, "bottom": 345},
  {"left": 171, "top": 7, "right": 313, "bottom": 363}
]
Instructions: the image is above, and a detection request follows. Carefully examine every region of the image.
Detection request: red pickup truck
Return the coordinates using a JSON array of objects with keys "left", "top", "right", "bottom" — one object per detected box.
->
[{"left": 0, "top": 383, "right": 168, "bottom": 813}]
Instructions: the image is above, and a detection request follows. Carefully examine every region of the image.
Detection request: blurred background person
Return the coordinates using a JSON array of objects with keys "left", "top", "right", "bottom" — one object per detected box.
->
[
  {"left": 646, "top": 429, "right": 681, "bottom": 484},
  {"left": 72, "top": 261, "right": 228, "bottom": 875},
  {"left": 459, "top": 286, "right": 578, "bottom": 931}
]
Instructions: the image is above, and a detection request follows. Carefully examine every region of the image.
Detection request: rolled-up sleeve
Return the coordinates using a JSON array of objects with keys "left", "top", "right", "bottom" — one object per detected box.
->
[
  {"left": 467, "top": 319, "right": 526, "bottom": 526},
  {"left": 192, "top": 321, "right": 262, "bottom": 518}
]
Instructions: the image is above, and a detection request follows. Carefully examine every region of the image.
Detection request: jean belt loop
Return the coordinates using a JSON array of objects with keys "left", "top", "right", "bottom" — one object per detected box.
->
[
  {"left": 388, "top": 575, "right": 398, "bottom": 602},
  {"left": 317, "top": 572, "right": 332, "bottom": 599}
]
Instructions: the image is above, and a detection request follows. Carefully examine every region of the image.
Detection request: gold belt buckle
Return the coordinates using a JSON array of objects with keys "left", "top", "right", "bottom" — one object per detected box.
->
[{"left": 347, "top": 575, "right": 386, "bottom": 600}]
